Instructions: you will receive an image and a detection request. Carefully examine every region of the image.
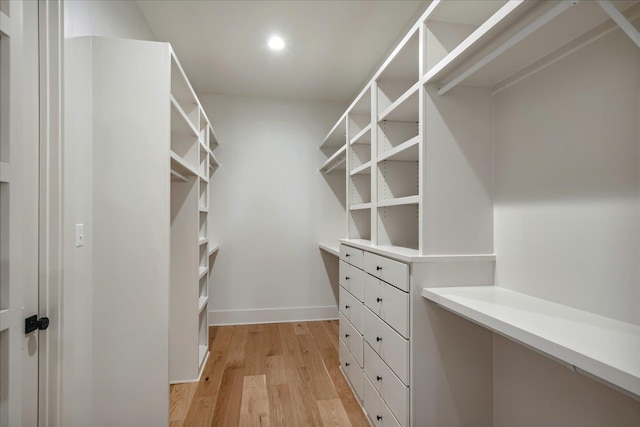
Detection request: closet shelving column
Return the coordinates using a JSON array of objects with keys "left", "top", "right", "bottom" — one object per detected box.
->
[
  {"left": 319, "top": 116, "right": 347, "bottom": 255},
  {"left": 346, "top": 87, "right": 373, "bottom": 243},
  {"left": 374, "top": 29, "right": 420, "bottom": 252},
  {"left": 169, "top": 50, "right": 214, "bottom": 382}
]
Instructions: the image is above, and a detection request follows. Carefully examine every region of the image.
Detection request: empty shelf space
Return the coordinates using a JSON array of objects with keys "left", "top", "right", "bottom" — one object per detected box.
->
[
  {"left": 320, "top": 144, "right": 347, "bottom": 174},
  {"left": 199, "top": 238, "right": 209, "bottom": 246},
  {"left": 350, "top": 161, "right": 371, "bottom": 176},
  {"left": 208, "top": 243, "right": 220, "bottom": 257},
  {"left": 199, "top": 345, "right": 209, "bottom": 368},
  {"left": 378, "top": 135, "right": 420, "bottom": 162},
  {"left": 170, "top": 96, "right": 199, "bottom": 137},
  {"left": 378, "top": 82, "right": 419, "bottom": 122},
  {"left": 170, "top": 152, "right": 198, "bottom": 177},
  {"left": 0, "top": 309, "right": 9, "bottom": 332},
  {"left": 350, "top": 123, "right": 372, "bottom": 145},
  {"left": 350, "top": 202, "right": 372, "bottom": 211},
  {"left": 199, "top": 267, "right": 208, "bottom": 280},
  {"left": 0, "top": 162, "right": 9, "bottom": 183},
  {"left": 423, "top": 286, "right": 640, "bottom": 399},
  {"left": 198, "top": 296, "right": 209, "bottom": 313},
  {"left": 321, "top": 116, "right": 347, "bottom": 150},
  {"left": 318, "top": 243, "right": 340, "bottom": 257},
  {"left": 378, "top": 195, "right": 419, "bottom": 208}
]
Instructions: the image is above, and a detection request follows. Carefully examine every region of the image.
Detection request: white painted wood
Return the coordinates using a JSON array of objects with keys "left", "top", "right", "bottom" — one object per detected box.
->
[
  {"left": 339, "top": 261, "right": 364, "bottom": 301},
  {"left": 340, "top": 243, "right": 364, "bottom": 269},
  {"left": 364, "top": 343, "right": 409, "bottom": 427},
  {"left": 377, "top": 161, "right": 418, "bottom": 201},
  {"left": 318, "top": 243, "right": 339, "bottom": 257},
  {"left": 361, "top": 307, "right": 409, "bottom": 384},
  {"left": 320, "top": 144, "right": 346, "bottom": 174},
  {"left": 596, "top": 0, "right": 640, "bottom": 48},
  {"left": 377, "top": 196, "right": 420, "bottom": 208},
  {"left": 339, "top": 286, "right": 363, "bottom": 333},
  {"left": 377, "top": 82, "right": 419, "bottom": 123},
  {"left": 209, "top": 305, "right": 339, "bottom": 326},
  {"left": 350, "top": 123, "right": 372, "bottom": 145},
  {"left": 362, "top": 375, "right": 402, "bottom": 427},
  {"left": 0, "top": 10, "right": 10, "bottom": 37},
  {"left": 170, "top": 151, "right": 198, "bottom": 177},
  {"left": 376, "top": 205, "right": 419, "bottom": 252},
  {"left": 320, "top": 116, "right": 347, "bottom": 150},
  {"left": 339, "top": 312, "right": 364, "bottom": 367},
  {"left": 208, "top": 242, "right": 220, "bottom": 257},
  {"left": 378, "top": 135, "right": 419, "bottom": 163},
  {"left": 340, "top": 338, "right": 364, "bottom": 401},
  {"left": 350, "top": 161, "right": 371, "bottom": 176},
  {"left": 423, "top": 286, "right": 640, "bottom": 398},
  {"left": 363, "top": 275, "right": 409, "bottom": 338},
  {"left": 363, "top": 252, "right": 409, "bottom": 292}
]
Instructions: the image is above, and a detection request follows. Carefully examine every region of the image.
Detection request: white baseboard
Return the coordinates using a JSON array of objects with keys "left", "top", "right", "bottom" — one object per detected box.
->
[{"left": 208, "top": 305, "right": 338, "bottom": 326}]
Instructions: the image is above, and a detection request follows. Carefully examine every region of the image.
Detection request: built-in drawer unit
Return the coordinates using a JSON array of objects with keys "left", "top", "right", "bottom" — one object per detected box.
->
[
  {"left": 339, "top": 260, "right": 365, "bottom": 301},
  {"left": 364, "top": 274, "right": 409, "bottom": 338},
  {"left": 364, "top": 343, "right": 409, "bottom": 427},
  {"left": 339, "top": 285, "right": 363, "bottom": 332},
  {"left": 339, "top": 312, "right": 364, "bottom": 367},
  {"left": 340, "top": 244, "right": 364, "bottom": 269},
  {"left": 362, "top": 307, "right": 409, "bottom": 385},
  {"left": 363, "top": 375, "right": 402, "bottom": 427},
  {"left": 364, "top": 252, "right": 409, "bottom": 291},
  {"left": 340, "top": 337, "right": 364, "bottom": 401}
]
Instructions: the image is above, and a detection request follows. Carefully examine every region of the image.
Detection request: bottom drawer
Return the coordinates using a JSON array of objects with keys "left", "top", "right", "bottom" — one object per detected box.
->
[
  {"left": 363, "top": 375, "right": 401, "bottom": 427},
  {"left": 339, "top": 312, "right": 363, "bottom": 367},
  {"left": 339, "top": 338, "right": 363, "bottom": 401}
]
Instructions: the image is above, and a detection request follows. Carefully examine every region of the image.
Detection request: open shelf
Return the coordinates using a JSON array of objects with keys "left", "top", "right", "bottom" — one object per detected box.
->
[
  {"left": 423, "top": 1, "right": 639, "bottom": 94},
  {"left": 198, "top": 267, "right": 208, "bottom": 280},
  {"left": 377, "top": 29, "right": 419, "bottom": 114},
  {"left": 348, "top": 86, "right": 372, "bottom": 142},
  {"left": 321, "top": 116, "right": 347, "bottom": 151},
  {"left": 350, "top": 161, "right": 371, "bottom": 176},
  {"left": 350, "top": 202, "right": 372, "bottom": 211},
  {"left": 198, "top": 296, "right": 208, "bottom": 313},
  {"left": 349, "top": 210, "right": 371, "bottom": 241},
  {"left": 320, "top": 144, "right": 347, "bottom": 174},
  {"left": 318, "top": 243, "right": 340, "bottom": 257},
  {"left": 350, "top": 174, "right": 371, "bottom": 205},
  {"left": 377, "top": 160, "right": 419, "bottom": 202},
  {"left": 378, "top": 135, "right": 419, "bottom": 162},
  {"left": 208, "top": 243, "right": 220, "bottom": 257},
  {"left": 199, "top": 238, "right": 208, "bottom": 246},
  {"left": 378, "top": 204, "right": 418, "bottom": 250},
  {"left": 171, "top": 52, "right": 199, "bottom": 130},
  {"left": 378, "top": 195, "right": 419, "bottom": 208},
  {"left": 170, "top": 151, "right": 198, "bottom": 178},
  {"left": 350, "top": 123, "right": 372, "bottom": 145},
  {"left": 423, "top": 286, "right": 640, "bottom": 399},
  {"left": 378, "top": 83, "right": 419, "bottom": 123}
]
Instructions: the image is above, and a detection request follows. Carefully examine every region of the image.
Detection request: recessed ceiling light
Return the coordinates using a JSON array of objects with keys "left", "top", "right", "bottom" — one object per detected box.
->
[{"left": 268, "top": 36, "right": 285, "bottom": 51}]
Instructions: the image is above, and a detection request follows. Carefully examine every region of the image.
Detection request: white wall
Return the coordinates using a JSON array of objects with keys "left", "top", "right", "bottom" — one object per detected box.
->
[
  {"left": 493, "top": 28, "right": 640, "bottom": 424},
  {"left": 202, "top": 94, "right": 346, "bottom": 324},
  {"left": 64, "top": 0, "right": 156, "bottom": 40},
  {"left": 62, "top": 2, "right": 155, "bottom": 426}
]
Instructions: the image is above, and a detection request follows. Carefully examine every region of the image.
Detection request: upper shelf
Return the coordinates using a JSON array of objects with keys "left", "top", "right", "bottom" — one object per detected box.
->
[
  {"left": 378, "top": 83, "right": 419, "bottom": 123},
  {"left": 423, "top": 286, "right": 640, "bottom": 399},
  {"left": 424, "top": 0, "right": 640, "bottom": 94},
  {"left": 170, "top": 151, "right": 198, "bottom": 178},
  {"left": 320, "top": 144, "right": 347, "bottom": 174},
  {"left": 321, "top": 116, "right": 347, "bottom": 150}
]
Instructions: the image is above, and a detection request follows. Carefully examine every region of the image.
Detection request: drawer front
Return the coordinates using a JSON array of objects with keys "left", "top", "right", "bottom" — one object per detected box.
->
[
  {"left": 339, "top": 312, "right": 363, "bottom": 367},
  {"left": 340, "top": 244, "right": 364, "bottom": 269},
  {"left": 363, "top": 274, "right": 409, "bottom": 338},
  {"left": 364, "top": 343, "right": 409, "bottom": 427},
  {"left": 339, "top": 338, "right": 363, "bottom": 401},
  {"left": 364, "top": 252, "right": 409, "bottom": 292},
  {"left": 363, "top": 375, "right": 402, "bottom": 427},
  {"left": 339, "top": 286, "right": 363, "bottom": 332},
  {"left": 339, "top": 261, "right": 365, "bottom": 302},
  {"left": 362, "top": 307, "right": 409, "bottom": 384}
]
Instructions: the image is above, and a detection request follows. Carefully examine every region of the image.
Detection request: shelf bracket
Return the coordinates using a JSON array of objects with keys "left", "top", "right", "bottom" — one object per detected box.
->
[
  {"left": 437, "top": 1, "right": 579, "bottom": 96},
  {"left": 596, "top": 0, "right": 640, "bottom": 50}
]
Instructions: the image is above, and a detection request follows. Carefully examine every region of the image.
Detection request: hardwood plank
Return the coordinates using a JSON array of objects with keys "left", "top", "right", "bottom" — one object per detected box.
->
[
  {"left": 226, "top": 325, "right": 249, "bottom": 369},
  {"left": 170, "top": 382, "right": 197, "bottom": 422},
  {"left": 308, "top": 321, "right": 336, "bottom": 352},
  {"left": 265, "top": 355, "right": 287, "bottom": 386},
  {"left": 263, "top": 323, "right": 283, "bottom": 357},
  {"left": 239, "top": 374, "right": 270, "bottom": 427},
  {"left": 326, "top": 365, "right": 368, "bottom": 427},
  {"left": 211, "top": 367, "right": 245, "bottom": 427},
  {"left": 170, "top": 421, "right": 184, "bottom": 427},
  {"left": 286, "top": 367, "right": 324, "bottom": 427},
  {"left": 321, "top": 320, "right": 340, "bottom": 351},
  {"left": 278, "top": 323, "right": 306, "bottom": 368},
  {"left": 292, "top": 321, "right": 311, "bottom": 335},
  {"left": 183, "top": 396, "right": 215, "bottom": 427},
  {"left": 267, "top": 384, "right": 295, "bottom": 427},
  {"left": 297, "top": 333, "right": 338, "bottom": 400},
  {"left": 208, "top": 325, "right": 219, "bottom": 346},
  {"left": 245, "top": 324, "right": 267, "bottom": 376},
  {"left": 317, "top": 398, "right": 353, "bottom": 427}
]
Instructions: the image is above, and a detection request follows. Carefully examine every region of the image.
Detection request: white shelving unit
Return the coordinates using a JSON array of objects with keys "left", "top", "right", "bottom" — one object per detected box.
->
[{"left": 423, "top": 286, "right": 640, "bottom": 398}]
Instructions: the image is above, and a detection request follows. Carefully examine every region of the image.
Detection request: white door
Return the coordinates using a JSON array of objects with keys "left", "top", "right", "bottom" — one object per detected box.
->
[{"left": 0, "top": 0, "right": 44, "bottom": 426}]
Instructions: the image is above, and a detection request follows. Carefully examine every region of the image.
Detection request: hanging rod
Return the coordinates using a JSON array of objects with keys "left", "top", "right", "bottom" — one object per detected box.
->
[
  {"left": 323, "top": 157, "right": 346, "bottom": 175},
  {"left": 596, "top": 0, "right": 640, "bottom": 49},
  {"left": 170, "top": 169, "right": 188, "bottom": 182},
  {"left": 437, "top": 0, "right": 579, "bottom": 96}
]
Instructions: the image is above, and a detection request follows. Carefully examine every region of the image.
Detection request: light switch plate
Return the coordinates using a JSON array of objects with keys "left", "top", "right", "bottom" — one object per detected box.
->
[{"left": 75, "top": 224, "right": 84, "bottom": 247}]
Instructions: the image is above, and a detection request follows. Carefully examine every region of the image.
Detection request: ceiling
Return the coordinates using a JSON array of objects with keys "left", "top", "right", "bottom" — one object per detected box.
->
[{"left": 136, "top": 0, "right": 428, "bottom": 103}]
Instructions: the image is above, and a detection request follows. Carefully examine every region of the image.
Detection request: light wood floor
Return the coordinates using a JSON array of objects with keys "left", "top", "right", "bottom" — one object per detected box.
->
[{"left": 170, "top": 321, "right": 370, "bottom": 427}]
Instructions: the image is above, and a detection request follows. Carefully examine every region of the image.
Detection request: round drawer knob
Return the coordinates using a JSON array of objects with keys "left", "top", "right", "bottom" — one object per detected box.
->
[
  {"left": 345, "top": 334, "right": 350, "bottom": 338},
  {"left": 345, "top": 362, "right": 350, "bottom": 367},
  {"left": 376, "top": 266, "right": 382, "bottom": 271},
  {"left": 376, "top": 336, "right": 382, "bottom": 342},
  {"left": 345, "top": 276, "right": 350, "bottom": 280},
  {"left": 345, "top": 254, "right": 350, "bottom": 257},
  {"left": 376, "top": 297, "right": 382, "bottom": 303},
  {"left": 377, "top": 415, "right": 382, "bottom": 421},
  {"left": 376, "top": 376, "right": 382, "bottom": 381},
  {"left": 345, "top": 305, "right": 350, "bottom": 309}
]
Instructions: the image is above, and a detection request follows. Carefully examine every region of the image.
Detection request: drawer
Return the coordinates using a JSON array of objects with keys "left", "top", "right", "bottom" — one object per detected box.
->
[
  {"left": 339, "top": 261, "right": 365, "bottom": 302},
  {"left": 362, "top": 307, "right": 409, "bottom": 384},
  {"left": 364, "top": 274, "right": 409, "bottom": 338},
  {"left": 340, "top": 244, "right": 364, "bottom": 269},
  {"left": 363, "top": 375, "right": 402, "bottom": 427},
  {"left": 339, "top": 338, "right": 363, "bottom": 401},
  {"left": 339, "top": 286, "right": 363, "bottom": 332},
  {"left": 364, "top": 343, "right": 409, "bottom": 427},
  {"left": 339, "top": 312, "right": 363, "bottom": 367},
  {"left": 364, "top": 252, "right": 409, "bottom": 292}
]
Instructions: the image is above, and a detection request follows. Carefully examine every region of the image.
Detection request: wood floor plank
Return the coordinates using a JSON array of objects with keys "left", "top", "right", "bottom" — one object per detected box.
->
[
  {"left": 245, "top": 325, "right": 267, "bottom": 376},
  {"left": 211, "top": 367, "right": 245, "bottom": 427},
  {"left": 239, "top": 375, "right": 270, "bottom": 427},
  {"left": 297, "top": 333, "right": 338, "bottom": 400},
  {"left": 286, "top": 367, "right": 325, "bottom": 427},
  {"left": 226, "top": 325, "right": 249, "bottom": 369},
  {"left": 264, "top": 323, "right": 283, "bottom": 357},
  {"left": 278, "top": 323, "right": 306, "bottom": 368},
  {"left": 170, "top": 383, "right": 197, "bottom": 422},
  {"left": 317, "top": 398, "right": 353, "bottom": 427},
  {"left": 267, "top": 384, "right": 295, "bottom": 427},
  {"left": 292, "top": 322, "right": 311, "bottom": 335},
  {"left": 265, "top": 355, "right": 287, "bottom": 386},
  {"left": 183, "top": 396, "right": 216, "bottom": 427},
  {"left": 308, "top": 321, "right": 335, "bottom": 353}
]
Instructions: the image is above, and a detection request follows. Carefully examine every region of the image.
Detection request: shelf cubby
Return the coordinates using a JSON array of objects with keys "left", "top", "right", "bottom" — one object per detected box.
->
[
  {"left": 320, "top": 116, "right": 347, "bottom": 158},
  {"left": 348, "top": 87, "right": 372, "bottom": 142},
  {"left": 171, "top": 54, "right": 199, "bottom": 130},
  {"left": 209, "top": 125, "right": 219, "bottom": 151},
  {"left": 199, "top": 181, "right": 208, "bottom": 211},
  {"left": 350, "top": 174, "right": 371, "bottom": 205},
  {"left": 378, "top": 83, "right": 419, "bottom": 123},
  {"left": 198, "top": 211, "right": 207, "bottom": 241},
  {"left": 199, "top": 274, "right": 207, "bottom": 300},
  {"left": 170, "top": 98, "right": 199, "bottom": 171},
  {"left": 376, "top": 30, "right": 419, "bottom": 114},
  {"left": 377, "top": 204, "right": 418, "bottom": 250},
  {"left": 198, "top": 309, "right": 208, "bottom": 368},
  {"left": 377, "top": 159, "right": 418, "bottom": 202},
  {"left": 320, "top": 144, "right": 346, "bottom": 175},
  {"left": 377, "top": 120, "right": 419, "bottom": 160},
  {"left": 350, "top": 143, "right": 371, "bottom": 172},
  {"left": 199, "top": 142, "right": 209, "bottom": 179},
  {"left": 349, "top": 209, "right": 371, "bottom": 241}
]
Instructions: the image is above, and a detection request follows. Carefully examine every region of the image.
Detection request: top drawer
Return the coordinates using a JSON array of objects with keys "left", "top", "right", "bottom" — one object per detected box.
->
[
  {"left": 340, "top": 245, "right": 364, "bottom": 269},
  {"left": 364, "top": 252, "right": 409, "bottom": 292}
]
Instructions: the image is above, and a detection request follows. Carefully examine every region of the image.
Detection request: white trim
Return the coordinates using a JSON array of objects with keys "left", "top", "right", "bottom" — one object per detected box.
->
[{"left": 208, "top": 305, "right": 339, "bottom": 326}]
